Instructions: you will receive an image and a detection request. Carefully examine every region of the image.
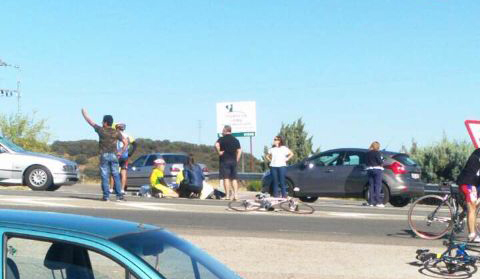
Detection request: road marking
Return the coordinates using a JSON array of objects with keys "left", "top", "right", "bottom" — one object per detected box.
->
[
  {"left": 118, "top": 202, "right": 179, "bottom": 211},
  {"left": 0, "top": 197, "right": 78, "bottom": 208}
]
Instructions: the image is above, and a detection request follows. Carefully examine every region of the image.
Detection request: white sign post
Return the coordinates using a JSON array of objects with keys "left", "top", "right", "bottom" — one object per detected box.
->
[
  {"left": 465, "top": 120, "right": 480, "bottom": 148},
  {"left": 216, "top": 101, "right": 257, "bottom": 171}
]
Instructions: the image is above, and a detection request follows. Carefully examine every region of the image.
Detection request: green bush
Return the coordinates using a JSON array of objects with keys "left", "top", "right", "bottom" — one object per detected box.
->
[{"left": 247, "top": 180, "right": 262, "bottom": 192}]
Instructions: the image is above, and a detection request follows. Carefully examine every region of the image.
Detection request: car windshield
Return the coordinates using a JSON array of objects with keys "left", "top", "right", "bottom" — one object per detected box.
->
[
  {"left": 0, "top": 136, "right": 25, "bottom": 152},
  {"left": 162, "top": 155, "right": 188, "bottom": 164},
  {"left": 111, "top": 229, "right": 240, "bottom": 279}
]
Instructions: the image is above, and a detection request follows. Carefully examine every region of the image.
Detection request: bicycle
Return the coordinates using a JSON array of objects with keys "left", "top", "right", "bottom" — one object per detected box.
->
[
  {"left": 228, "top": 193, "right": 315, "bottom": 214},
  {"left": 408, "top": 182, "right": 480, "bottom": 240}
]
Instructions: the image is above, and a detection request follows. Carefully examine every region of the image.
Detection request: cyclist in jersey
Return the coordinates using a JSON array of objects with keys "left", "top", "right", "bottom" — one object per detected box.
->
[
  {"left": 109, "top": 123, "right": 137, "bottom": 193},
  {"left": 457, "top": 148, "right": 480, "bottom": 242}
]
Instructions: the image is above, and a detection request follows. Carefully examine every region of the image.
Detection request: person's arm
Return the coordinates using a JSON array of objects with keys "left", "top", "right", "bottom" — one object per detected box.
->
[
  {"left": 176, "top": 170, "right": 184, "bottom": 185},
  {"left": 150, "top": 170, "right": 158, "bottom": 186},
  {"left": 128, "top": 141, "right": 138, "bottom": 158},
  {"left": 118, "top": 136, "right": 128, "bottom": 158},
  {"left": 215, "top": 141, "right": 224, "bottom": 156},
  {"left": 81, "top": 108, "right": 97, "bottom": 128},
  {"left": 236, "top": 148, "right": 242, "bottom": 162},
  {"left": 286, "top": 149, "right": 294, "bottom": 162}
]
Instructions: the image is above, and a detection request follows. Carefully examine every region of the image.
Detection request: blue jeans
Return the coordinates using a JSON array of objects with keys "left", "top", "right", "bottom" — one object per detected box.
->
[
  {"left": 367, "top": 169, "right": 383, "bottom": 205},
  {"left": 271, "top": 167, "right": 287, "bottom": 198},
  {"left": 100, "top": 153, "right": 122, "bottom": 199}
]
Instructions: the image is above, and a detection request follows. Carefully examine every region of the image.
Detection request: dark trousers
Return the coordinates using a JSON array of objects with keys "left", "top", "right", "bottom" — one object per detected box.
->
[
  {"left": 178, "top": 182, "right": 203, "bottom": 198},
  {"left": 367, "top": 169, "right": 383, "bottom": 205},
  {"left": 271, "top": 166, "right": 287, "bottom": 198}
]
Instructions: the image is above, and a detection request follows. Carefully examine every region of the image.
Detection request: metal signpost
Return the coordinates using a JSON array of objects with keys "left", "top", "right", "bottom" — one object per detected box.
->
[{"left": 216, "top": 101, "right": 257, "bottom": 172}]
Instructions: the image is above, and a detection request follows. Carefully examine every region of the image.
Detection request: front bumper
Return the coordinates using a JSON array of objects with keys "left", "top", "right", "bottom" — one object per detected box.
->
[{"left": 52, "top": 172, "right": 79, "bottom": 185}]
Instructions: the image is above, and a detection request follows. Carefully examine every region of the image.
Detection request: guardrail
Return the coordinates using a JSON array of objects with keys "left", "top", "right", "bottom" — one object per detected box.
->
[{"left": 208, "top": 172, "right": 264, "bottom": 181}]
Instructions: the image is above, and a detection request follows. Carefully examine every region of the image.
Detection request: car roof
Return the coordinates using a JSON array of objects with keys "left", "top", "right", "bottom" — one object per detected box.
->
[
  {"left": 321, "top": 148, "right": 400, "bottom": 156},
  {"left": 0, "top": 209, "right": 159, "bottom": 239},
  {"left": 149, "top": 152, "right": 188, "bottom": 156}
]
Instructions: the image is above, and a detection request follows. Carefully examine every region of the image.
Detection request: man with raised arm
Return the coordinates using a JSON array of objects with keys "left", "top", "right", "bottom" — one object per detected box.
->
[{"left": 81, "top": 108, "right": 128, "bottom": 202}]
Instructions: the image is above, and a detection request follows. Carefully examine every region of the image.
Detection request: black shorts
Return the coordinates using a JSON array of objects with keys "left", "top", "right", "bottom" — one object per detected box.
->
[
  {"left": 219, "top": 161, "right": 238, "bottom": 180},
  {"left": 119, "top": 158, "right": 129, "bottom": 170}
]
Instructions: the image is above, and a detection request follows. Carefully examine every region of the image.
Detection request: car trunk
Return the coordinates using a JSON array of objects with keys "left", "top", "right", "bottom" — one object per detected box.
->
[{"left": 391, "top": 154, "right": 422, "bottom": 180}]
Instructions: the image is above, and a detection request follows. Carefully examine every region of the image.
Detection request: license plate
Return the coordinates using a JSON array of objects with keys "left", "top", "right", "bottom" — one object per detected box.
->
[{"left": 411, "top": 173, "right": 420, "bottom": 179}]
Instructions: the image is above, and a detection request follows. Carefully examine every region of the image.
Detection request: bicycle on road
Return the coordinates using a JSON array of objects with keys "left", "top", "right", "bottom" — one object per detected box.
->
[
  {"left": 228, "top": 193, "right": 315, "bottom": 214},
  {"left": 408, "top": 182, "right": 480, "bottom": 240}
]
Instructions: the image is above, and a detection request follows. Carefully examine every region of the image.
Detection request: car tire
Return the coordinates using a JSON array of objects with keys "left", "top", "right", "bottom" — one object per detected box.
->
[
  {"left": 364, "top": 183, "right": 390, "bottom": 205},
  {"left": 299, "top": 196, "right": 319, "bottom": 203},
  {"left": 25, "top": 166, "right": 53, "bottom": 191},
  {"left": 389, "top": 196, "right": 411, "bottom": 207},
  {"left": 46, "top": 184, "right": 62, "bottom": 191}
]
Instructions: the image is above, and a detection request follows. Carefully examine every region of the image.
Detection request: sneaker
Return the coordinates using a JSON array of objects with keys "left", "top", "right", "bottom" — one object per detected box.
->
[
  {"left": 376, "top": 204, "right": 385, "bottom": 208},
  {"left": 121, "top": 190, "right": 125, "bottom": 194},
  {"left": 109, "top": 189, "right": 113, "bottom": 194},
  {"left": 469, "top": 235, "right": 480, "bottom": 243},
  {"left": 116, "top": 196, "right": 126, "bottom": 202},
  {"left": 101, "top": 197, "right": 109, "bottom": 202}
]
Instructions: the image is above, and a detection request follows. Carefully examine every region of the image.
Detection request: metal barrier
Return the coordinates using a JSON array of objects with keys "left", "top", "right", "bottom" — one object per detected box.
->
[{"left": 208, "top": 172, "right": 264, "bottom": 180}]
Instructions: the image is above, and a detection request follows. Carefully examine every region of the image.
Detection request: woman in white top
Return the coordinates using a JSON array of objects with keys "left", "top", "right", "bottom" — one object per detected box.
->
[{"left": 267, "top": 136, "right": 294, "bottom": 198}]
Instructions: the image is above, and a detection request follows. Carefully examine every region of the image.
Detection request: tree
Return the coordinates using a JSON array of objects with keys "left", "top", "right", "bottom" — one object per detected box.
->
[
  {"left": 408, "top": 135, "right": 473, "bottom": 183},
  {"left": 263, "top": 118, "right": 318, "bottom": 168},
  {"left": 0, "top": 113, "right": 50, "bottom": 152}
]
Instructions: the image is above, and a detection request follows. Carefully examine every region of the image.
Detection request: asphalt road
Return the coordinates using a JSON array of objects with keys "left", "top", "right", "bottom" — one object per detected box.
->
[{"left": 0, "top": 184, "right": 458, "bottom": 279}]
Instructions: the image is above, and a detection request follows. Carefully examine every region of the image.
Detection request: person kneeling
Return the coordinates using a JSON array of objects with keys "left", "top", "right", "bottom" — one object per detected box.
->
[
  {"left": 177, "top": 154, "right": 204, "bottom": 198},
  {"left": 150, "top": 158, "right": 179, "bottom": 198}
]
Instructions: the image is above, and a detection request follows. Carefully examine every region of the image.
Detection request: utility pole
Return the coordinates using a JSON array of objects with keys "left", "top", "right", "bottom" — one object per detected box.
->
[{"left": 0, "top": 59, "right": 21, "bottom": 113}]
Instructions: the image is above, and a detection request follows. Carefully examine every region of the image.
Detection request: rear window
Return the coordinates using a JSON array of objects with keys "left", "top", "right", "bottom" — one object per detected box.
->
[
  {"left": 392, "top": 154, "right": 418, "bottom": 166},
  {"left": 162, "top": 155, "right": 188, "bottom": 164}
]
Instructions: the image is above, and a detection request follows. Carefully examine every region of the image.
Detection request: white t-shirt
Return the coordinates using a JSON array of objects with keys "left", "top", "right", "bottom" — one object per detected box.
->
[{"left": 268, "top": 146, "right": 291, "bottom": 167}]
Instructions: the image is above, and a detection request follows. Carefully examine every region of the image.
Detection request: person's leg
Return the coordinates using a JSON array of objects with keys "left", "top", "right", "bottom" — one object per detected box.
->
[
  {"left": 367, "top": 170, "right": 375, "bottom": 205},
  {"left": 224, "top": 179, "right": 231, "bottom": 200},
  {"left": 99, "top": 154, "right": 111, "bottom": 200},
  {"left": 230, "top": 162, "right": 238, "bottom": 200},
  {"left": 279, "top": 167, "right": 287, "bottom": 198},
  {"left": 109, "top": 175, "right": 114, "bottom": 192},
  {"left": 460, "top": 185, "right": 478, "bottom": 240},
  {"left": 374, "top": 169, "right": 383, "bottom": 205},
  {"left": 110, "top": 155, "right": 123, "bottom": 199},
  {"left": 271, "top": 167, "right": 279, "bottom": 197},
  {"left": 121, "top": 169, "right": 127, "bottom": 192}
]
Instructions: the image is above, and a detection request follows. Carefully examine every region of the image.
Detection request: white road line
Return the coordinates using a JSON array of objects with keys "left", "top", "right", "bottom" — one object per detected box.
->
[
  {"left": 118, "top": 202, "right": 179, "bottom": 211},
  {"left": 0, "top": 197, "right": 78, "bottom": 208}
]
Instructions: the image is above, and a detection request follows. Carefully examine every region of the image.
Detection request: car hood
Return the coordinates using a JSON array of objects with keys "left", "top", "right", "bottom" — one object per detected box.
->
[{"left": 19, "top": 151, "right": 76, "bottom": 165}]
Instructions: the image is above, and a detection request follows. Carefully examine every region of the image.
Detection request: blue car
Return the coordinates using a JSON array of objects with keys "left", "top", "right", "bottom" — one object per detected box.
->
[{"left": 0, "top": 209, "right": 242, "bottom": 279}]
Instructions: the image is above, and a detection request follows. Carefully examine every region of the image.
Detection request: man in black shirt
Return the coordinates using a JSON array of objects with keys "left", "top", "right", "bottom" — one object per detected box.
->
[
  {"left": 457, "top": 148, "right": 480, "bottom": 242},
  {"left": 215, "top": 125, "right": 242, "bottom": 200}
]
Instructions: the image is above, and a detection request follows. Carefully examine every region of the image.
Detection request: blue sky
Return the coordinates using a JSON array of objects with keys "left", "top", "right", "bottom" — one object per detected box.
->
[{"left": 0, "top": 0, "right": 479, "bottom": 157}]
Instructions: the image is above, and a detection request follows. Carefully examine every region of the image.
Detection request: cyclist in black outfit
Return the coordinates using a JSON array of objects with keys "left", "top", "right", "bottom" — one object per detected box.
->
[{"left": 457, "top": 148, "right": 480, "bottom": 242}]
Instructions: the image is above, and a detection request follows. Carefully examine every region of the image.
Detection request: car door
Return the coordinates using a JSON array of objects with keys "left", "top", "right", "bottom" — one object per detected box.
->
[
  {"left": 127, "top": 155, "right": 148, "bottom": 186},
  {"left": 0, "top": 146, "right": 13, "bottom": 181},
  {"left": 299, "top": 151, "right": 345, "bottom": 196},
  {"left": 341, "top": 151, "right": 369, "bottom": 197}
]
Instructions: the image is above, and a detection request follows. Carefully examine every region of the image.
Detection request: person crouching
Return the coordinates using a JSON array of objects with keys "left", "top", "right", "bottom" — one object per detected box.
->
[
  {"left": 177, "top": 154, "right": 204, "bottom": 198},
  {"left": 150, "top": 158, "right": 179, "bottom": 198}
]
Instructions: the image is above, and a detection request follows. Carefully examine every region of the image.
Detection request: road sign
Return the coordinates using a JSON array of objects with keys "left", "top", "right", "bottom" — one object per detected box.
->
[
  {"left": 216, "top": 101, "right": 256, "bottom": 137},
  {"left": 465, "top": 120, "right": 480, "bottom": 148}
]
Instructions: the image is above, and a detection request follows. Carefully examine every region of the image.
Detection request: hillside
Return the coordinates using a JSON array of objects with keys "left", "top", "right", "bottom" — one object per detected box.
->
[{"left": 50, "top": 139, "right": 263, "bottom": 179}]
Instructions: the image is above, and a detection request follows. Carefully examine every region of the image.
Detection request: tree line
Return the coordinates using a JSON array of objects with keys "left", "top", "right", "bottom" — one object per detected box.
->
[{"left": 0, "top": 112, "right": 476, "bottom": 183}]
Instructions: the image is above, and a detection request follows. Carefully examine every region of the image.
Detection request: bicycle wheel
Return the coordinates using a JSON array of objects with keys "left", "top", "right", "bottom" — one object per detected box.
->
[
  {"left": 228, "top": 200, "right": 261, "bottom": 212},
  {"left": 424, "top": 259, "right": 477, "bottom": 278},
  {"left": 279, "top": 200, "right": 315, "bottom": 214},
  {"left": 408, "top": 195, "right": 453, "bottom": 240}
]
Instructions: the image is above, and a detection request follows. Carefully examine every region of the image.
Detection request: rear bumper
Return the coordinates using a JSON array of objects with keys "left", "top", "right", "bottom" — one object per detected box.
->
[{"left": 388, "top": 179, "right": 425, "bottom": 198}]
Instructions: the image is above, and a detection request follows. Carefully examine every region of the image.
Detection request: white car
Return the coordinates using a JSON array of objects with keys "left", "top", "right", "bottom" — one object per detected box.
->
[{"left": 0, "top": 136, "right": 79, "bottom": 191}]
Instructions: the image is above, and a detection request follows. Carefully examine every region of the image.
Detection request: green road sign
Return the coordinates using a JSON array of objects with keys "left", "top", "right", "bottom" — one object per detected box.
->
[{"left": 217, "top": 132, "right": 255, "bottom": 137}]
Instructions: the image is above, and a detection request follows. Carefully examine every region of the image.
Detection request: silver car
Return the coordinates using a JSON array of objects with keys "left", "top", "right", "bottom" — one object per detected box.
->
[
  {"left": 126, "top": 153, "right": 209, "bottom": 191},
  {"left": 0, "top": 136, "right": 79, "bottom": 191}
]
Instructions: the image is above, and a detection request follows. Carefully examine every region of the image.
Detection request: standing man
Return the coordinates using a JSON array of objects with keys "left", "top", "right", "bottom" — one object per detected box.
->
[
  {"left": 215, "top": 125, "right": 242, "bottom": 200},
  {"left": 109, "top": 123, "right": 137, "bottom": 193},
  {"left": 457, "top": 148, "right": 480, "bottom": 242},
  {"left": 81, "top": 108, "right": 127, "bottom": 202}
]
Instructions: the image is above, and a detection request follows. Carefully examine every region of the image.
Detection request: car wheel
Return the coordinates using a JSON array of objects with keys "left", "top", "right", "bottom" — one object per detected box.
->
[
  {"left": 299, "top": 196, "right": 319, "bottom": 203},
  {"left": 46, "top": 184, "right": 62, "bottom": 191},
  {"left": 389, "top": 196, "right": 411, "bottom": 207},
  {"left": 364, "top": 183, "right": 390, "bottom": 205},
  {"left": 25, "top": 166, "right": 53, "bottom": 191}
]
